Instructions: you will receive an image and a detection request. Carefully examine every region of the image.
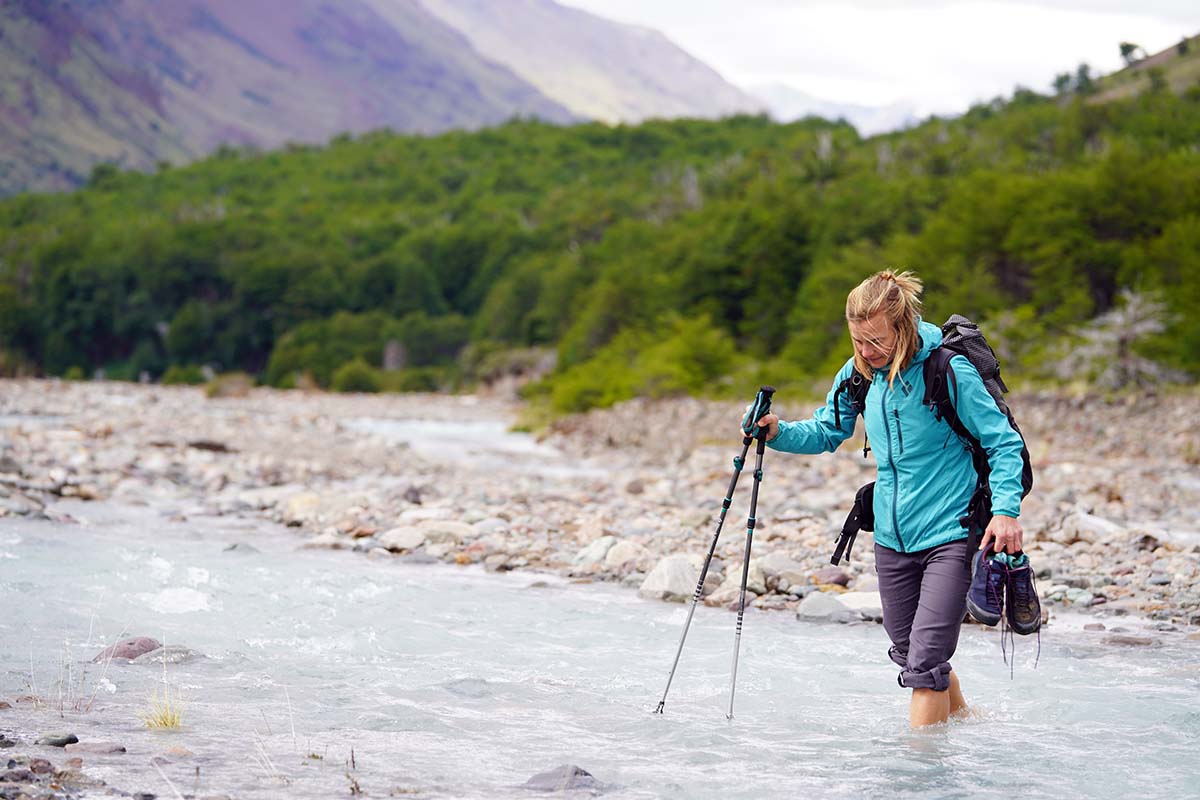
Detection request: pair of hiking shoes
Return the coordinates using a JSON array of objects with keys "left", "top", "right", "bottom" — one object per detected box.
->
[{"left": 966, "top": 549, "right": 1042, "bottom": 634}]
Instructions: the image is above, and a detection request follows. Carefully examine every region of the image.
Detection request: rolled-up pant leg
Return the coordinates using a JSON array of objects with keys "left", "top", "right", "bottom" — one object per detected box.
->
[{"left": 875, "top": 540, "right": 969, "bottom": 692}]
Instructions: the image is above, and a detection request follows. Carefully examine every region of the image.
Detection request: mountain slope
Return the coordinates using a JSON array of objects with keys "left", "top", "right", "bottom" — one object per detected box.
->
[
  {"left": 0, "top": 0, "right": 574, "bottom": 195},
  {"left": 412, "top": 0, "right": 763, "bottom": 123}
]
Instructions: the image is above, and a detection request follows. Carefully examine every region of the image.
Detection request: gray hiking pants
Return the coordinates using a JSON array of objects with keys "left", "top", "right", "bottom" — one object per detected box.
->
[{"left": 875, "top": 539, "right": 970, "bottom": 691}]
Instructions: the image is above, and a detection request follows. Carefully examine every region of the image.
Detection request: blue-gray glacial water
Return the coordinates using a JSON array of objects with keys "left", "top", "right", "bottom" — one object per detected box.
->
[{"left": 1, "top": 501, "right": 1199, "bottom": 799}]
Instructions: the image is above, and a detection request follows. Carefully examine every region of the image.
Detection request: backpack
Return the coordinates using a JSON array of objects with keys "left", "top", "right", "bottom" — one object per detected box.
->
[{"left": 829, "top": 314, "right": 1034, "bottom": 564}]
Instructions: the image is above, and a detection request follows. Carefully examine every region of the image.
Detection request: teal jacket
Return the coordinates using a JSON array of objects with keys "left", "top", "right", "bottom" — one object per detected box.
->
[{"left": 768, "top": 319, "right": 1025, "bottom": 553}]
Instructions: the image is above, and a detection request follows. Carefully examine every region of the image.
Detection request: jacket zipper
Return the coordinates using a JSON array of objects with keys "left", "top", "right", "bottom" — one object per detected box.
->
[
  {"left": 881, "top": 385, "right": 906, "bottom": 552},
  {"left": 893, "top": 409, "right": 905, "bottom": 454}
]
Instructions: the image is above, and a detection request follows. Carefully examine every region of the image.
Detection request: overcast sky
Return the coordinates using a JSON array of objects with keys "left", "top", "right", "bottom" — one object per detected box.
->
[{"left": 559, "top": 1, "right": 1199, "bottom": 115}]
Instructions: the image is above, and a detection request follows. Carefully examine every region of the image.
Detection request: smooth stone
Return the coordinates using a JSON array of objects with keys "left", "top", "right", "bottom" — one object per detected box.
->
[
  {"left": 523, "top": 764, "right": 603, "bottom": 792},
  {"left": 1102, "top": 634, "right": 1159, "bottom": 647},
  {"left": 378, "top": 526, "right": 428, "bottom": 552},
  {"left": 0, "top": 700, "right": 11, "bottom": 710},
  {"left": 1083, "top": 623, "right": 1106, "bottom": 631},
  {"left": 796, "top": 591, "right": 859, "bottom": 624},
  {"left": 1053, "top": 512, "right": 1123, "bottom": 545},
  {"left": 3, "top": 767, "right": 37, "bottom": 781},
  {"left": 852, "top": 574, "right": 879, "bottom": 592},
  {"left": 1147, "top": 574, "right": 1172, "bottom": 586},
  {"left": 36, "top": 732, "right": 79, "bottom": 747},
  {"left": 29, "top": 758, "right": 52, "bottom": 774},
  {"left": 811, "top": 566, "right": 850, "bottom": 587},
  {"left": 603, "top": 540, "right": 649, "bottom": 571},
  {"left": 300, "top": 531, "right": 348, "bottom": 550},
  {"left": 93, "top": 637, "right": 161, "bottom": 662},
  {"left": 638, "top": 555, "right": 698, "bottom": 602},
  {"left": 471, "top": 517, "right": 509, "bottom": 535},
  {"left": 719, "top": 560, "right": 766, "bottom": 596},
  {"left": 65, "top": 742, "right": 127, "bottom": 754},
  {"left": 1065, "top": 588, "right": 1095, "bottom": 606},
  {"left": 755, "top": 552, "right": 803, "bottom": 579},
  {"left": 416, "top": 519, "right": 473, "bottom": 543},
  {"left": 131, "top": 645, "right": 204, "bottom": 665},
  {"left": 0, "top": 733, "right": 17, "bottom": 748},
  {"left": 222, "top": 543, "right": 260, "bottom": 554},
  {"left": 365, "top": 547, "right": 393, "bottom": 560},
  {"left": 573, "top": 536, "right": 617, "bottom": 568},
  {"left": 836, "top": 590, "right": 884, "bottom": 622}
]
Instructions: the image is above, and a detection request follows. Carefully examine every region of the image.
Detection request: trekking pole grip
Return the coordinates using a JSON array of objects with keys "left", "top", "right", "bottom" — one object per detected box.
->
[{"left": 741, "top": 385, "right": 776, "bottom": 439}]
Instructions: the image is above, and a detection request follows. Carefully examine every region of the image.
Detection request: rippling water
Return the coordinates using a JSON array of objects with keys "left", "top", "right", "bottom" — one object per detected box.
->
[{"left": 1, "top": 502, "right": 1198, "bottom": 799}]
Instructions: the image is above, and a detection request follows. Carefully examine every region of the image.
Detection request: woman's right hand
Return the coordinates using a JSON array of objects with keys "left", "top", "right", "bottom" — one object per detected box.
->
[{"left": 740, "top": 410, "right": 779, "bottom": 441}]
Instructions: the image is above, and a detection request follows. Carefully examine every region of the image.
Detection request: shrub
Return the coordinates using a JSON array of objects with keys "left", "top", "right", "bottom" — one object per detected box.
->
[
  {"left": 161, "top": 365, "right": 206, "bottom": 385},
  {"left": 331, "top": 358, "right": 382, "bottom": 393},
  {"left": 205, "top": 371, "right": 253, "bottom": 398}
]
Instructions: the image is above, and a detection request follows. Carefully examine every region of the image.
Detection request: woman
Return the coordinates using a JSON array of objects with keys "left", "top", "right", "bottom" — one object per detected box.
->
[{"left": 751, "top": 270, "right": 1027, "bottom": 727}]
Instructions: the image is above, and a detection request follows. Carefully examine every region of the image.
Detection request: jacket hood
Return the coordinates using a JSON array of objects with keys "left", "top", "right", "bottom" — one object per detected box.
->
[{"left": 912, "top": 317, "right": 942, "bottom": 366}]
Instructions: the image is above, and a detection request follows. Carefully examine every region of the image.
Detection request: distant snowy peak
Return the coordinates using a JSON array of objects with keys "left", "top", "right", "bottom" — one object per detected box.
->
[{"left": 749, "top": 83, "right": 918, "bottom": 137}]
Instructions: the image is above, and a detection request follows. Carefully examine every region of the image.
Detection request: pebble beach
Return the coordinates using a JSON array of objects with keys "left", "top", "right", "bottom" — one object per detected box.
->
[{"left": 2, "top": 379, "right": 1198, "bottom": 630}]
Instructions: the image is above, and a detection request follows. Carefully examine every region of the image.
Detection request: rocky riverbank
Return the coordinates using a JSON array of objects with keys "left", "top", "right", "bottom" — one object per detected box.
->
[{"left": 2, "top": 379, "right": 1199, "bottom": 635}]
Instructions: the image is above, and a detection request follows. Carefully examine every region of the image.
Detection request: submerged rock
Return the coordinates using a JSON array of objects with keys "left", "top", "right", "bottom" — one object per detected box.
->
[
  {"left": 93, "top": 637, "right": 161, "bottom": 662},
  {"left": 64, "top": 741, "right": 127, "bottom": 754},
  {"left": 1102, "top": 633, "right": 1159, "bottom": 647},
  {"left": 131, "top": 644, "right": 204, "bottom": 665},
  {"left": 523, "top": 764, "right": 603, "bottom": 792},
  {"left": 35, "top": 732, "right": 79, "bottom": 747}
]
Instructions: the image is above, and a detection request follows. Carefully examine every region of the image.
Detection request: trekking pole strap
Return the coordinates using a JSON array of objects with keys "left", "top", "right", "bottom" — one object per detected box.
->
[{"left": 831, "top": 481, "right": 875, "bottom": 565}]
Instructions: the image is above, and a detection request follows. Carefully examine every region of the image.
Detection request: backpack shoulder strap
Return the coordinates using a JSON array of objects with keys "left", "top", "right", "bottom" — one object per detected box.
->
[
  {"left": 923, "top": 347, "right": 969, "bottom": 440},
  {"left": 833, "top": 368, "right": 870, "bottom": 430}
]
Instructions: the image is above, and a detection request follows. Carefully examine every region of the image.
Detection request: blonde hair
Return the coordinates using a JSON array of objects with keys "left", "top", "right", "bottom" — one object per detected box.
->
[{"left": 845, "top": 270, "right": 924, "bottom": 385}]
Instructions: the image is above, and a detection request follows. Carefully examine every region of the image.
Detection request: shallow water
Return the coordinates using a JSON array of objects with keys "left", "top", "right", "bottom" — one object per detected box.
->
[
  {"left": 344, "top": 416, "right": 607, "bottom": 478},
  {"left": 1, "top": 502, "right": 1199, "bottom": 799}
]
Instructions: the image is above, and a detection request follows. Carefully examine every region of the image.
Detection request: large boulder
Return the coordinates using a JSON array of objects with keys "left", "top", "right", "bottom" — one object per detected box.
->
[
  {"left": 638, "top": 555, "right": 698, "bottom": 602},
  {"left": 796, "top": 591, "right": 859, "bottom": 623},
  {"left": 92, "top": 637, "right": 161, "bottom": 663},
  {"left": 1052, "top": 512, "right": 1124, "bottom": 545}
]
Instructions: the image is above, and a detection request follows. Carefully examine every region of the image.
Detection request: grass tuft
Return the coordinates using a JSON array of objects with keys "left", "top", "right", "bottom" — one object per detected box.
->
[{"left": 139, "top": 686, "right": 184, "bottom": 729}]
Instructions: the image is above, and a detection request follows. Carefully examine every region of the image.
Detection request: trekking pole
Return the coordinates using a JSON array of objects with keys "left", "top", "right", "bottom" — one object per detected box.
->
[
  {"left": 727, "top": 400, "right": 770, "bottom": 720},
  {"left": 653, "top": 386, "right": 774, "bottom": 715}
]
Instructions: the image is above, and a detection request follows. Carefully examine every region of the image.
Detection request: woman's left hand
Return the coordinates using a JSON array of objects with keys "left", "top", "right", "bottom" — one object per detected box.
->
[{"left": 979, "top": 514, "right": 1024, "bottom": 554}]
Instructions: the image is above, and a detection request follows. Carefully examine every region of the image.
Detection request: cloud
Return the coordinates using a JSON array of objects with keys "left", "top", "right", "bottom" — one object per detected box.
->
[{"left": 560, "top": 0, "right": 1197, "bottom": 112}]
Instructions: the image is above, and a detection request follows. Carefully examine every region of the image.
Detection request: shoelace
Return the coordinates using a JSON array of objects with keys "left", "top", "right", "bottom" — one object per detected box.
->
[{"left": 998, "top": 562, "right": 1041, "bottom": 676}]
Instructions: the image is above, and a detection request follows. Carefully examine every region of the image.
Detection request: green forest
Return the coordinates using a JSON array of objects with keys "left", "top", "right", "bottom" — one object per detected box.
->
[{"left": 2, "top": 73, "right": 1199, "bottom": 413}]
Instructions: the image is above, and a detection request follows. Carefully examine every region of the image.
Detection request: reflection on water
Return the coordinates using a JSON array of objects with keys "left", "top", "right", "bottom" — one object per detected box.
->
[{"left": 0, "top": 501, "right": 1198, "bottom": 799}]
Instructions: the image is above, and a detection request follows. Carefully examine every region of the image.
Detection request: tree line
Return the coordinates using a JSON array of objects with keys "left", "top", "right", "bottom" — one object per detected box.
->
[{"left": 1, "top": 77, "right": 1197, "bottom": 412}]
